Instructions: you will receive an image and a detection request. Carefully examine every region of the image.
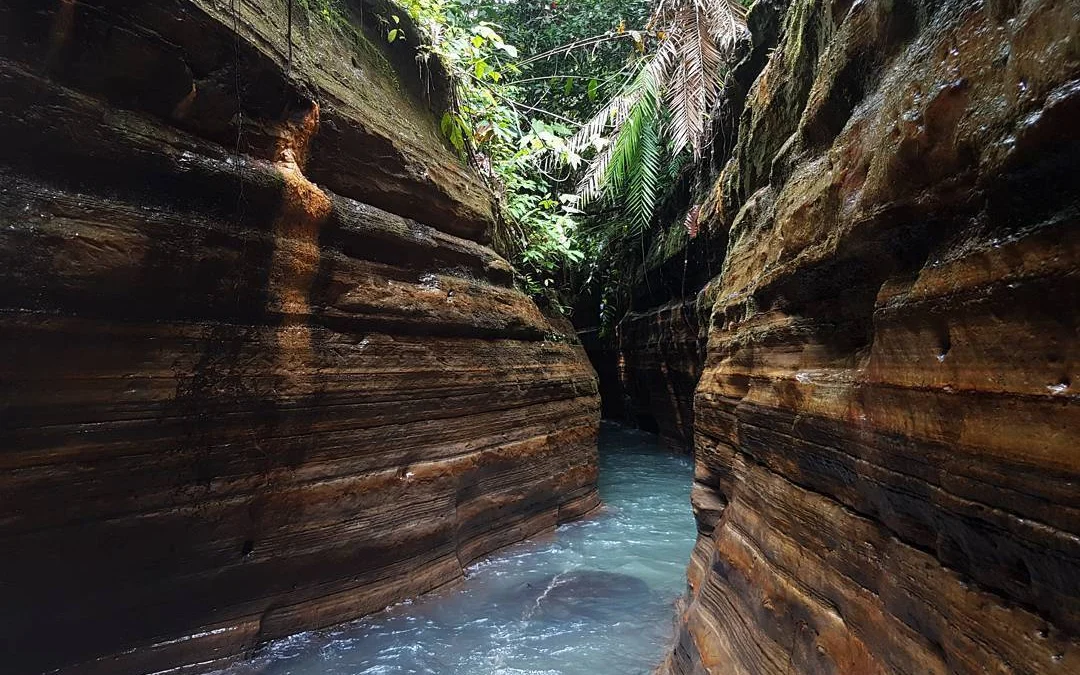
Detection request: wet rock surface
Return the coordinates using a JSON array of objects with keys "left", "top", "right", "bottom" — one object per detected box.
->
[
  {"left": 0, "top": 1, "right": 598, "bottom": 673},
  {"left": 660, "top": 0, "right": 1080, "bottom": 673}
]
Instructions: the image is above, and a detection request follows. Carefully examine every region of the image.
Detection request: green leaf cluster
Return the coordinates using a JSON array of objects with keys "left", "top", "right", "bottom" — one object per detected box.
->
[{"left": 402, "top": 0, "right": 604, "bottom": 307}]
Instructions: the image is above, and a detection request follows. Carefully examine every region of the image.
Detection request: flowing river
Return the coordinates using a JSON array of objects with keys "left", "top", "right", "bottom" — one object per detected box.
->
[{"left": 217, "top": 422, "right": 696, "bottom": 675}]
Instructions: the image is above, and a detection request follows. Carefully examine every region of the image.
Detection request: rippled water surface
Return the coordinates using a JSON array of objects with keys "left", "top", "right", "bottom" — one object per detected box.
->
[{"left": 219, "top": 423, "right": 695, "bottom": 675}]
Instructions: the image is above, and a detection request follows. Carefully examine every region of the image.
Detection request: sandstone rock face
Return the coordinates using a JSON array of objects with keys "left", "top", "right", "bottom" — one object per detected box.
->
[
  {"left": 579, "top": 215, "right": 729, "bottom": 450},
  {"left": 662, "top": 0, "right": 1080, "bottom": 672},
  {"left": 616, "top": 298, "right": 706, "bottom": 451},
  {"left": 579, "top": 327, "right": 628, "bottom": 420},
  {"left": 0, "top": 1, "right": 599, "bottom": 673}
]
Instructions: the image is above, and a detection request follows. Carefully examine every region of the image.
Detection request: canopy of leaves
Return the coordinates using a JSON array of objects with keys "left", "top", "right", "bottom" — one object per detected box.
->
[{"left": 463, "top": 0, "right": 651, "bottom": 123}]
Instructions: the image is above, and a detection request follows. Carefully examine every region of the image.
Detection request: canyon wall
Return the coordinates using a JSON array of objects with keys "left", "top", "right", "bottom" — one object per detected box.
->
[
  {"left": 663, "top": 0, "right": 1080, "bottom": 672},
  {"left": 0, "top": 1, "right": 599, "bottom": 673},
  {"left": 616, "top": 297, "right": 706, "bottom": 450},
  {"left": 579, "top": 224, "right": 727, "bottom": 450},
  {"left": 578, "top": 293, "right": 705, "bottom": 450}
]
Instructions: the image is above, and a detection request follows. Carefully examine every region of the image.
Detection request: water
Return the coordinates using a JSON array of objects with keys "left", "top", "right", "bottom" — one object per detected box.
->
[{"left": 218, "top": 422, "right": 696, "bottom": 675}]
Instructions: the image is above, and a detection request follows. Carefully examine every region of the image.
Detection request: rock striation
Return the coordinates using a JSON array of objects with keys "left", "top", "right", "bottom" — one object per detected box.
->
[
  {"left": 0, "top": 1, "right": 599, "bottom": 673},
  {"left": 615, "top": 297, "right": 706, "bottom": 451},
  {"left": 577, "top": 220, "right": 727, "bottom": 451},
  {"left": 661, "top": 0, "right": 1080, "bottom": 672}
]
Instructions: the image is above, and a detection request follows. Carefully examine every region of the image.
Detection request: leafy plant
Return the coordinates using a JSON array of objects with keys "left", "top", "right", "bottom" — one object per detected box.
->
[
  {"left": 400, "top": 0, "right": 588, "bottom": 306},
  {"left": 563, "top": 0, "right": 747, "bottom": 229},
  {"left": 463, "top": 0, "right": 651, "bottom": 124}
]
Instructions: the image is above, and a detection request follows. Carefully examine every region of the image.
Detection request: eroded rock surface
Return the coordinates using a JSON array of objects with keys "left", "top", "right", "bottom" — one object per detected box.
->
[
  {"left": 0, "top": 1, "right": 599, "bottom": 673},
  {"left": 662, "top": 0, "right": 1080, "bottom": 672},
  {"left": 616, "top": 298, "right": 706, "bottom": 451}
]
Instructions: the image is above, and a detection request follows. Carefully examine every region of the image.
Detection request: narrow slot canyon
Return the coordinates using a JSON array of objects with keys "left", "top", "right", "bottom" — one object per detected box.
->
[
  {"left": 213, "top": 422, "right": 698, "bottom": 674},
  {"left": 1, "top": 0, "right": 1077, "bottom": 674}
]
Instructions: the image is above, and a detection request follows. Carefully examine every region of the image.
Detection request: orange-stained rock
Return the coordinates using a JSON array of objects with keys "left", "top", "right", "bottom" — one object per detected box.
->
[
  {"left": 0, "top": 1, "right": 598, "bottom": 673},
  {"left": 660, "top": 0, "right": 1080, "bottom": 673}
]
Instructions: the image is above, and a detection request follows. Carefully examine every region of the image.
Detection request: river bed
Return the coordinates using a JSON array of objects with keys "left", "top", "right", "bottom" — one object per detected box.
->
[{"left": 216, "top": 422, "right": 696, "bottom": 675}]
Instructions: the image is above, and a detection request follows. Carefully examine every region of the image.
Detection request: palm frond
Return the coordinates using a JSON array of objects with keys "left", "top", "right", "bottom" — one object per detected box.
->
[
  {"left": 563, "top": 34, "right": 677, "bottom": 159},
  {"left": 625, "top": 97, "right": 663, "bottom": 232},
  {"left": 577, "top": 59, "right": 660, "bottom": 204},
  {"left": 563, "top": 92, "right": 634, "bottom": 158},
  {"left": 566, "top": 0, "right": 747, "bottom": 226},
  {"left": 577, "top": 138, "right": 615, "bottom": 203},
  {"left": 665, "top": 0, "right": 741, "bottom": 158}
]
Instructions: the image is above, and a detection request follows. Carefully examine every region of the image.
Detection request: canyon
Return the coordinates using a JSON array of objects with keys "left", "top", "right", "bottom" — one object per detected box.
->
[{"left": 1, "top": 0, "right": 1077, "bottom": 674}]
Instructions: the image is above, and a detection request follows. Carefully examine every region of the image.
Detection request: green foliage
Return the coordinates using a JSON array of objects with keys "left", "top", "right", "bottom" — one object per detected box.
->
[
  {"left": 301, "top": 0, "right": 747, "bottom": 331},
  {"left": 462, "top": 0, "right": 651, "bottom": 123},
  {"left": 573, "top": 57, "right": 671, "bottom": 232},
  {"left": 566, "top": 0, "right": 746, "bottom": 228},
  {"left": 545, "top": 0, "right": 747, "bottom": 332},
  {"left": 401, "top": 0, "right": 589, "bottom": 306}
]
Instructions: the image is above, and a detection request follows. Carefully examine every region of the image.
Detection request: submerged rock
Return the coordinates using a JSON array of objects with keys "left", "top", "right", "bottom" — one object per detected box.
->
[{"left": 515, "top": 570, "right": 653, "bottom": 622}]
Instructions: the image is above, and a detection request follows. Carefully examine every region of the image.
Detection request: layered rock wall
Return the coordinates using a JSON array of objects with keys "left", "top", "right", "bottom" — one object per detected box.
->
[
  {"left": 616, "top": 297, "right": 706, "bottom": 450},
  {"left": 663, "top": 0, "right": 1080, "bottom": 672},
  {"left": 582, "top": 219, "right": 729, "bottom": 450},
  {"left": 0, "top": 1, "right": 599, "bottom": 673}
]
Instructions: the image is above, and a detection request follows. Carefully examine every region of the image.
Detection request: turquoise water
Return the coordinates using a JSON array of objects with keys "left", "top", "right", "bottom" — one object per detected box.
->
[{"left": 218, "top": 422, "right": 695, "bottom": 675}]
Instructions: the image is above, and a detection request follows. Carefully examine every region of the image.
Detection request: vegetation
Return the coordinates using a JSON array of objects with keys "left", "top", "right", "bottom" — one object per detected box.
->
[
  {"left": 567, "top": 0, "right": 746, "bottom": 225},
  {"left": 302, "top": 0, "right": 749, "bottom": 328}
]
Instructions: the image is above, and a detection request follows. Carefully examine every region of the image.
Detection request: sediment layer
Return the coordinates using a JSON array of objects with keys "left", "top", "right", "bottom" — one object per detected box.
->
[
  {"left": 662, "top": 0, "right": 1080, "bottom": 672},
  {"left": 0, "top": 1, "right": 599, "bottom": 673}
]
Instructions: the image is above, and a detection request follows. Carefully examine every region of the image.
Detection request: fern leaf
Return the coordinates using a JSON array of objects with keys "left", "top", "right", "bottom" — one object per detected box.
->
[{"left": 684, "top": 203, "right": 702, "bottom": 238}]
